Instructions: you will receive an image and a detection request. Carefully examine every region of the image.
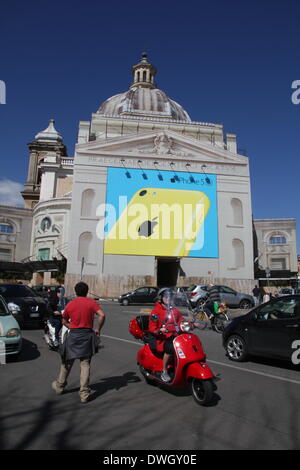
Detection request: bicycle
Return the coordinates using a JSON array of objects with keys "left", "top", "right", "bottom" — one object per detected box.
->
[{"left": 191, "top": 300, "right": 229, "bottom": 333}]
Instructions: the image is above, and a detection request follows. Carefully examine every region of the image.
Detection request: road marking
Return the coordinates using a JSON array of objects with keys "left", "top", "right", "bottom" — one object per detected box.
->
[
  {"left": 102, "top": 334, "right": 300, "bottom": 386},
  {"left": 208, "top": 359, "right": 300, "bottom": 386},
  {"left": 102, "top": 334, "right": 141, "bottom": 347}
]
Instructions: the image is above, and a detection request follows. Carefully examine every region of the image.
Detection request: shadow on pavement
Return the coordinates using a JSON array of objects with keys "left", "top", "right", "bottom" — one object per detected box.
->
[
  {"left": 7, "top": 338, "right": 40, "bottom": 363},
  {"left": 64, "top": 371, "right": 141, "bottom": 401}
]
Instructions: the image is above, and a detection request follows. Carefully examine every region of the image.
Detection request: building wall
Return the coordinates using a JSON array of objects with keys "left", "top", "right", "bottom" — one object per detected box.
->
[
  {"left": 0, "top": 205, "right": 33, "bottom": 262},
  {"left": 31, "top": 198, "right": 71, "bottom": 261},
  {"left": 254, "top": 218, "right": 298, "bottom": 273},
  {"left": 66, "top": 117, "right": 254, "bottom": 297},
  {"left": 55, "top": 176, "right": 73, "bottom": 198}
]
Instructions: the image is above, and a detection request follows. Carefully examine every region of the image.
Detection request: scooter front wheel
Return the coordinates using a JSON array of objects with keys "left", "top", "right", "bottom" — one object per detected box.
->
[{"left": 191, "top": 378, "right": 213, "bottom": 406}]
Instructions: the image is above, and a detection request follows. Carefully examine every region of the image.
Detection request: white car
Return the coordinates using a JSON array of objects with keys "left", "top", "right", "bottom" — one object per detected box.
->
[{"left": 0, "top": 295, "right": 22, "bottom": 360}]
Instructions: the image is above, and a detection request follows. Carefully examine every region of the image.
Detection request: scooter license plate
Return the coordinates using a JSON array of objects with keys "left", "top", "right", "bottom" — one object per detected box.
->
[{"left": 30, "top": 313, "right": 39, "bottom": 318}]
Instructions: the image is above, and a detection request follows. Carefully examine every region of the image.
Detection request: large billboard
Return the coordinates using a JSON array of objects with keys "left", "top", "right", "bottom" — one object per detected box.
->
[{"left": 102, "top": 167, "right": 218, "bottom": 258}]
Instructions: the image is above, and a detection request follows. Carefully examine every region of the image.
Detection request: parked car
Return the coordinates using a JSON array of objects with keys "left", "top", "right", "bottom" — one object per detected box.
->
[
  {"left": 186, "top": 284, "right": 209, "bottom": 305},
  {"left": 0, "top": 294, "right": 22, "bottom": 359},
  {"left": 187, "top": 284, "right": 254, "bottom": 309},
  {"left": 31, "top": 284, "right": 58, "bottom": 299},
  {"left": 0, "top": 283, "right": 48, "bottom": 328},
  {"left": 173, "top": 287, "right": 192, "bottom": 307},
  {"left": 119, "top": 287, "right": 159, "bottom": 306},
  {"left": 223, "top": 294, "right": 300, "bottom": 363}
]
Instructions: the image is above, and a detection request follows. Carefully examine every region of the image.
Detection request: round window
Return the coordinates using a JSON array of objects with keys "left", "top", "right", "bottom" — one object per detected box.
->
[{"left": 41, "top": 217, "right": 51, "bottom": 232}]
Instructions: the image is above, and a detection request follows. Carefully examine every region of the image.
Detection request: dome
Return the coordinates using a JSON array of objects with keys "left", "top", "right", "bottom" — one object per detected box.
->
[
  {"left": 35, "top": 119, "right": 63, "bottom": 142},
  {"left": 97, "top": 87, "right": 191, "bottom": 121},
  {"left": 96, "top": 54, "right": 191, "bottom": 122}
]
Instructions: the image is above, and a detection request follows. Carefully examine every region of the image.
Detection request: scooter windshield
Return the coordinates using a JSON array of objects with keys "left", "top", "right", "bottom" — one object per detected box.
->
[{"left": 162, "top": 289, "right": 192, "bottom": 327}]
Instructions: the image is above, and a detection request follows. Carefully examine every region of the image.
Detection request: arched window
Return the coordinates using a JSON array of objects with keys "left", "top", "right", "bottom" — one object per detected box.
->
[
  {"left": 81, "top": 189, "right": 95, "bottom": 217},
  {"left": 143, "top": 70, "right": 147, "bottom": 81},
  {"left": 78, "top": 232, "right": 92, "bottom": 263},
  {"left": 0, "top": 223, "right": 14, "bottom": 234},
  {"left": 269, "top": 236, "right": 287, "bottom": 245},
  {"left": 231, "top": 198, "right": 243, "bottom": 225},
  {"left": 232, "top": 239, "right": 245, "bottom": 268}
]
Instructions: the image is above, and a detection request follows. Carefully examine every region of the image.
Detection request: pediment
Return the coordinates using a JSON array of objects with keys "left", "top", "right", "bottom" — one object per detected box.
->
[{"left": 76, "top": 129, "right": 248, "bottom": 165}]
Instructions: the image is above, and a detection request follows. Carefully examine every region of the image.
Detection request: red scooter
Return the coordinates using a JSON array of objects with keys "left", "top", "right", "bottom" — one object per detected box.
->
[{"left": 129, "top": 301, "right": 217, "bottom": 405}]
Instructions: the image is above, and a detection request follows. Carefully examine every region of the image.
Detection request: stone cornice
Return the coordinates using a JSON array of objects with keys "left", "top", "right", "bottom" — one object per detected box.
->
[
  {"left": 91, "top": 112, "right": 223, "bottom": 129},
  {"left": 33, "top": 197, "right": 71, "bottom": 214},
  {"left": 75, "top": 129, "right": 247, "bottom": 166}
]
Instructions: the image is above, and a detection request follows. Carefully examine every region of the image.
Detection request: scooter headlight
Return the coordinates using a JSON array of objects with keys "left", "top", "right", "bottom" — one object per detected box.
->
[{"left": 180, "top": 321, "right": 191, "bottom": 332}]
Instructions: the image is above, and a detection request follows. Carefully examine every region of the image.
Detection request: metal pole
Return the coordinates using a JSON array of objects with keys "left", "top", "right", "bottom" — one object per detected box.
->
[{"left": 80, "top": 257, "right": 85, "bottom": 281}]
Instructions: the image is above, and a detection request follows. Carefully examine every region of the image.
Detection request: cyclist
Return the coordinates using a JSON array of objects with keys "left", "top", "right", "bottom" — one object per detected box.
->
[{"left": 205, "top": 284, "right": 221, "bottom": 319}]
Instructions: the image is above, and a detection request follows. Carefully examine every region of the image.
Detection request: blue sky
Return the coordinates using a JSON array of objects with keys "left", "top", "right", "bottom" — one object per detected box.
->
[{"left": 0, "top": 0, "right": 299, "bottom": 251}]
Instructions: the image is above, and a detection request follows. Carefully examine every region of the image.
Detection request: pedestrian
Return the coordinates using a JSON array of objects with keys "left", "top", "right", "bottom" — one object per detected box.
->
[
  {"left": 205, "top": 283, "right": 221, "bottom": 318},
  {"left": 252, "top": 285, "right": 260, "bottom": 305},
  {"left": 52, "top": 281, "right": 106, "bottom": 403},
  {"left": 48, "top": 287, "right": 64, "bottom": 345},
  {"left": 47, "top": 287, "right": 59, "bottom": 312},
  {"left": 259, "top": 286, "right": 266, "bottom": 303}
]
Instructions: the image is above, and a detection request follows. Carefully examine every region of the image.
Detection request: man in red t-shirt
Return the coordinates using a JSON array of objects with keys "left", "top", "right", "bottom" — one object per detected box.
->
[{"left": 52, "top": 282, "right": 105, "bottom": 403}]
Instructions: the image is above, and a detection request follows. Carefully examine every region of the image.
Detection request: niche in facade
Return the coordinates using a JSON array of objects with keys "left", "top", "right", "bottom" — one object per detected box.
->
[
  {"left": 78, "top": 232, "right": 92, "bottom": 263},
  {"left": 232, "top": 239, "right": 245, "bottom": 268},
  {"left": 231, "top": 198, "right": 243, "bottom": 225},
  {"left": 81, "top": 189, "right": 95, "bottom": 218}
]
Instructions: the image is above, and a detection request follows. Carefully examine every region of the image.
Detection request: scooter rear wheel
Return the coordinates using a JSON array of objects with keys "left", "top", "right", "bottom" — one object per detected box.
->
[{"left": 191, "top": 378, "right": 213, "bottom": 406}]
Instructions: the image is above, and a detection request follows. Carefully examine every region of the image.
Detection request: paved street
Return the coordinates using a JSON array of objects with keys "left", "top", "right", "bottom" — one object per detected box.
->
[{"left": 1, "top": 301, "right": 300, "bottom": 450}]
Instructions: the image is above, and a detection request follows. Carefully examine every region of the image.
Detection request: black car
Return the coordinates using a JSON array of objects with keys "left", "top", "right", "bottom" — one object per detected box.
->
[
  {"left": 0, "top": 283, "right": 48, "bottom": 328},
  {"left": 223, "top": 295, "right": 300, "bottom": 364},
  {"left": 31, "top": 284, "right": 58, "bottom": 299},
  {"left": 119, "top": 287, "right": 159, "bottom": 306}
]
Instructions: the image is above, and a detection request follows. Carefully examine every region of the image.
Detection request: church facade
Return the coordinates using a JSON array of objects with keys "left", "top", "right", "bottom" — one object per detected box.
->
[{"left": 22, "top": 54, "right": 256, "bottom": 296}]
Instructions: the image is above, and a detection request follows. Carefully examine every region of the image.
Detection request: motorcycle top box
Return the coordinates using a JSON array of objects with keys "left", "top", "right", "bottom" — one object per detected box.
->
[{"left": 129, "top": 315, "right": 149, "bottom": 340}]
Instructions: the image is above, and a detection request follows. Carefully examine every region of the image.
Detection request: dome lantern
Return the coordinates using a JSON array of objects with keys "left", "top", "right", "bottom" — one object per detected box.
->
[{"left": 131, "top": 52, "right": 157, "bottom": 89}]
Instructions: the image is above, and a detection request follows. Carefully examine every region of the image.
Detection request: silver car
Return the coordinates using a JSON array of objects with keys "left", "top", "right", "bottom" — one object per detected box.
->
[{"left": 187, "top": 284, "right": 255, "bottom": 309}]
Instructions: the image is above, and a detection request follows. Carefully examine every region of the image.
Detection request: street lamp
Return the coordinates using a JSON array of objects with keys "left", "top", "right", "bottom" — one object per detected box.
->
[
  {"left": 80, "top": 257, "right": 85, "bottom": 280},
  {"left": 265, "top": 267, "right": 271, "bottom": 288}
]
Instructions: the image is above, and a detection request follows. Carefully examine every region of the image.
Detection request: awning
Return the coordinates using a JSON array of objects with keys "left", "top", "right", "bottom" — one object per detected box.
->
[{"left": 0, "top": 258, "right": 66, "bottom": 275}]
